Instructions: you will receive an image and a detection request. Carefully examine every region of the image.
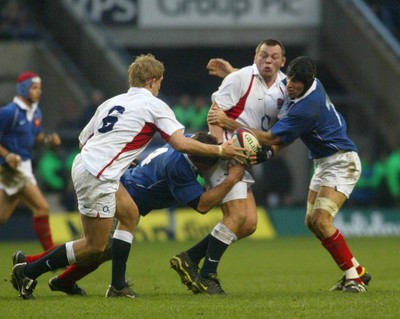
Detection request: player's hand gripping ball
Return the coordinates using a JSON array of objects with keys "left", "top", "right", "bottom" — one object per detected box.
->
[{"left": 232, "top": 127, "right": 260, "bottom": 164}]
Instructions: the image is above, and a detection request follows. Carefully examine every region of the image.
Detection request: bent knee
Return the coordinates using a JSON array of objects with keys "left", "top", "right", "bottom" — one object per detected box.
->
[
  {"left": 86, "top": 242, "right": 108, "bottom": 256},
  {"left": 309, "top": 214, "right": 331, "bottom": 232}
]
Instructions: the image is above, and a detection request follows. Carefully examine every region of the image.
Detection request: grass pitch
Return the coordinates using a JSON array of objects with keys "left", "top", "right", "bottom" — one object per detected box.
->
[{"left": 0, "top": 236, "right": 399, "bottom": 319}]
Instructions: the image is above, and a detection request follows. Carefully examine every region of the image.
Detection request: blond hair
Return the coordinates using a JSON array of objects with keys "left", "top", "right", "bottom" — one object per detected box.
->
[{"left": 128, "top": 54, "right": 165, "bottom": 87}]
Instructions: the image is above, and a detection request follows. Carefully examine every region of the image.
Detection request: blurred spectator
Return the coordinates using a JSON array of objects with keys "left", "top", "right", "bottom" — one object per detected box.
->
[
  {"left": 172, "top": 94, "right": 209, "bottom": 132},
  {"left": 189, "top": 95, "right": 209, "bottom": 131},
  {"left": 80, "top": 89, "right": 105, "bottom": 128},
  {"left": 172, "top": 93, "right": 195, "bottom": 128},
  {"left": 0, "top": 0, "right": 40, "bottom": 40},
  {"left": 56, "top": 101, "right": 81, "bottom": 149}
]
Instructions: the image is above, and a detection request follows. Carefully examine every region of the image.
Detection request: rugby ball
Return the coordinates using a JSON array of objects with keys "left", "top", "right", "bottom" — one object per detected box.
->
[{"left": 232, "top": 127, "right": 260, "bottom": 163}]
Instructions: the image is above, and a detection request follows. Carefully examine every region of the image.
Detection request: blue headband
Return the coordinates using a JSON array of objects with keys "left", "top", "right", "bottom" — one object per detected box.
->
[{"left": 16, "top": 76, "right": 41, "bottom": 99}]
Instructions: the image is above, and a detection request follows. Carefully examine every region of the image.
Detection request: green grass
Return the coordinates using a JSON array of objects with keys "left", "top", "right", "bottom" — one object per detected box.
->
[{"left": 1, "top": 237, "right": 399, "bottom": 319}]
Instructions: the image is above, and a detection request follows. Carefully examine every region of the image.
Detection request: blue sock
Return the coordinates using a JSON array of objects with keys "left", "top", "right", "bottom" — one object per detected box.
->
[
  {"left": 186, "top": 234, "right": 211, "bottom": 264},
  {"left": 200, "top": 235, "right": 229, "bottom": 278},
  {"left": 25, "top": 244, "right": 68, "bottom": 279}
]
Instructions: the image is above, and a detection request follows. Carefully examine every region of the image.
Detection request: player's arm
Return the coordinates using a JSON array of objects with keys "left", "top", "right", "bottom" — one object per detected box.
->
[
  {"left": 251, "top": 129, "right": 282, "bottom": 146},
  {"left": 206, "top": 58, "right": 238, "bottom": 79},
  {"left": 168, "top": 129, "right": 248, "bottom": 161},
  {"left": 189, "top": 162, "right": 245, "bottom": 214},
  {"left": 0, "top": 112, "right": 21, "bottom": 168},
  {"left": 208, "top": 104, "right": 240, "bottom": 133},
  {"left": 207, "top": 103, "right": 225, "bottom": 144},
  {"left": 247, "top": 129, "right": 284, "bottom": 165},
  {"left": 0, "top": 144, "right": 21, "bottom": 169}
]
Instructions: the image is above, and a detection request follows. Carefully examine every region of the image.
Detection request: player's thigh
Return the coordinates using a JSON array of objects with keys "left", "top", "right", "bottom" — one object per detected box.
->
[
  {"left": 317, "top": 186, "right": 347, "bottom": 211},
  {"left": 20, "top": 183, "right": 49, "bottom": 215},
  {"left": 0, "top": 189, "right": 21, "bottom": 222},
  {"left": 310, "top": 151, "right": 361, "bottom": 199},
  {"left": 244, "top": 190, "right": 257, "bottom": 225}
]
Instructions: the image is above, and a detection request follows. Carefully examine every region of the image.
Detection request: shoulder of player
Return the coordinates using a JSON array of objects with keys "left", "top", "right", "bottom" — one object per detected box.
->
[
  {"left": 289, "top": 97, "right": 319, "bottom": 121},
  {"left": 224, "top": 65, "right": 252, "bottom": 80},
  {"left": 221, "top": 66, "right": 254, "bottom": 91},
  {"left": 164, "top": 151, "right": 194, "bottom": 177},
  {"left": 0, "top": 102, "right": 19, "bottom": 119}
]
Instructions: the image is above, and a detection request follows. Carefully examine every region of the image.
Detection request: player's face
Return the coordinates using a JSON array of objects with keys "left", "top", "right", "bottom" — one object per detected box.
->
[
  {"left": 151, "top": 76, "right": 163, "bottom": 97},
  {"left": 28, "top": 82, "right": 42, "bottom": 103},
  {"left": 286, "top": 78, "right": 305, "bottom": 99},
  {"left": 254, "top": 44, "right": 285, "bottom": 85}
]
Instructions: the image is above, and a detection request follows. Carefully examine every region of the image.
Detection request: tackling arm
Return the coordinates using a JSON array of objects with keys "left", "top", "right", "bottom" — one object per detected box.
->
[
  {"left": 251, "top": 129, "right": 282, "bottom": 146},
  {"left": 168, "top": 129, "right": 247, "bottom": 161},
  {"left": 193, "top": 162, "right": 245, "bottom": 214}
]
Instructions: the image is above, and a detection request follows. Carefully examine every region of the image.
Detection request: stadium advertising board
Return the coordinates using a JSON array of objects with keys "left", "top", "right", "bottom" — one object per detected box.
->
[
  {"left": 269, "top": 208, "right": 400, "bottom": 237},
  {"left": 4, "top": 207, "right": 398, "bottom": 242},
  {"left": 66, "top": 0, "right": 320, "bottom": 27}
]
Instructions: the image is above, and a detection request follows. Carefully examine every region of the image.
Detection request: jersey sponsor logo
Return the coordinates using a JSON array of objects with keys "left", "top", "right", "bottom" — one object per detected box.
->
[{"left": 19, "top": 120, "right": 26, "bottom": 126}]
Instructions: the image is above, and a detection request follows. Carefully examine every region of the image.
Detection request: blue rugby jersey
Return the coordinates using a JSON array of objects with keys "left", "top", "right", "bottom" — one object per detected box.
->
[
  {"left": 271, "top": 79, "right": 357, "bottom": 159},
  {"left": 0, "top": 100, "right": 43, "bottom": 164},
  {"left": 120, "top": 143, "right": 204, "bottom": 216}
]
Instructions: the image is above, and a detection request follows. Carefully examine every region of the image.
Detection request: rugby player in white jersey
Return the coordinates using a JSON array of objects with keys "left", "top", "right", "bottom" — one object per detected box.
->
[
  {"left": 11, "top": 132, "right": 246, "bottom": 297},
  {"left": 170, "top": 39, "right": 287, "bottom": 294},
  {"left": 11, "top": 54, "right": 247, "bottom": 300}
]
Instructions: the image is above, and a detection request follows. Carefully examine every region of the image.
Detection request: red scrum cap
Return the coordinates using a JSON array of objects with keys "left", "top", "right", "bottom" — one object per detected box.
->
[{"left": 16, "top": 72, "right": 41, "bottom": 99}]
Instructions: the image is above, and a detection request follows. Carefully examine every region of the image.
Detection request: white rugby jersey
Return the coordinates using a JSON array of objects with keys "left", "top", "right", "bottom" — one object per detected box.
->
[
  {"left": 79, "top": 87, "right": 184, "bottom": 181},
  {"left": 211, "top": 64, "right": 286, "bottom": 139}
]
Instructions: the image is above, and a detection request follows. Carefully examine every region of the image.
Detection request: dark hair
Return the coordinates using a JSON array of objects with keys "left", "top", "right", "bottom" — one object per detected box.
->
[
  {"left": 286, "top": 56, "right": 316, "bottom": 93},
  {"left": 255, "top": 39, "right": 286, "bottom": 57},
  {"left": 190, "top": 132, "right": 219, "bottom": 167}
]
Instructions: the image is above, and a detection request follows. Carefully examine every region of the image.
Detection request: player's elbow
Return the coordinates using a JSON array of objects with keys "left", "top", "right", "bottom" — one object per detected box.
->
[
  {"left": 195, "top": 205, "right": 211, "bottom": 214},
  {"left": 170, "top": 142, "right": 186, "bottom": 153}
]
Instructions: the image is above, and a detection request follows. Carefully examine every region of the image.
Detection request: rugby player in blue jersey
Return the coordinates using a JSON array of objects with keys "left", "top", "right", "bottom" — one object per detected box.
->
[
  {"left": 0, "top": 72, "right": 61, "bottom": 250},
  {"left": 11, "top": 132, "right": 245, "bottom": 296},
  {"left": 211, "top": 56, "right": 371, "bottom": 293}
]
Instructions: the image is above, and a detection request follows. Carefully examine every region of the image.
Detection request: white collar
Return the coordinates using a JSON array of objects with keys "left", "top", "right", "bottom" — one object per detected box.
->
[{"left": 13, "top": 96, "right": 38, "bottom": 121}]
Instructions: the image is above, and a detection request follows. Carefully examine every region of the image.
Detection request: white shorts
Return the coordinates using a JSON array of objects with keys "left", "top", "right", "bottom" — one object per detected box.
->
[
  {"left": 0, "top": 160, "right": 36, "bottom": 196},
  {"left": 202, "top": 159, "right": 254, "bottom": 203},
  {"left": 309, "top": 151, "right": 361, "bottom": 198},
  {"left": 71, "top": 154, "right": 118, "bottom": 218}
]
